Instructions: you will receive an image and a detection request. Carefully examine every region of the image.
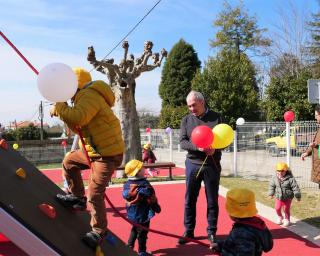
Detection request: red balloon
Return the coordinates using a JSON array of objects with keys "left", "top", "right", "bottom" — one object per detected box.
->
[
  {"left": 146, "top": 127, "right": 151, "bottom": 133},
  {"left": 61, "top": 140, "right": 67, "bottom": 147},
  {"left": 284, "top": 111, "right": 295, "bottom": 122},
  {"left": 191, "top": 125, "right": 214, "bottom": 148}
]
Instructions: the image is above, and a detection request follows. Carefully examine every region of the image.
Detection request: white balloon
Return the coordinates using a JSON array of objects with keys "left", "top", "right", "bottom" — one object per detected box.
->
[
  {"left": 236, "top": 117, "right": 245, "bottom": 126},
  {"left": 37, "top": 63, "right": 77, "bottom": 102}
]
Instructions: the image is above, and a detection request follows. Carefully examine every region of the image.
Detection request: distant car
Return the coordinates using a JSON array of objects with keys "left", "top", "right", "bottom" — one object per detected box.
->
[{"left": 265, "top": 127, "right": 311, "bottom": 156}]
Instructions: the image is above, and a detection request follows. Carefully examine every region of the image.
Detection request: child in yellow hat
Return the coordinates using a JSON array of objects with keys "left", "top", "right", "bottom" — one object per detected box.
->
[
  {"left": 122, "top": 160, "right": 161, "bottom": 256},
  {"left": 211, "top": 188, "right": 273, "bottom": 255},
  {"left": 142, "top": 142, "right": 158, "bottom": 177},
  {"left": 268, "top": 162, "right": 301, "bottom": 227}
]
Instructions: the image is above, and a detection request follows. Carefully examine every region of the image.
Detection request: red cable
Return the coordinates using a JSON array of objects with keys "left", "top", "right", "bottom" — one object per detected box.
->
[
  {"left": 105, "top": 195, "right": 213, "bottom": 248},
  {"left": 0, "top": 30, "right": 39, "bottom": 75},
  {"left": 75, "top": 130, "right": 211, "bottom": 248}
]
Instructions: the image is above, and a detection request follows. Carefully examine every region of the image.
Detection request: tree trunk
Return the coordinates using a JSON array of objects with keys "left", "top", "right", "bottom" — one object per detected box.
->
[
  {"left": 113, "top": 83, "right": 141, "bottom": 177},
  {"left": 87, "top": 42, "right": 167, "bottom": 178}
]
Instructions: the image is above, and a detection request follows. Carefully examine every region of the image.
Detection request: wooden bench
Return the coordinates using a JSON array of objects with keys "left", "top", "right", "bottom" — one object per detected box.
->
[{"left": 116, "top": 162, "right": 176, "bottom": 180}]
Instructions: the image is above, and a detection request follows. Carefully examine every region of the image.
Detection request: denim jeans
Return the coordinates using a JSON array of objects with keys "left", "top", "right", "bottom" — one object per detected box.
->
[
  {"left": 128, "top": 221, "right": 150, "bottom": 253},
  {"left": 184, "top": 158, "right": 221, "bottom": 236}
]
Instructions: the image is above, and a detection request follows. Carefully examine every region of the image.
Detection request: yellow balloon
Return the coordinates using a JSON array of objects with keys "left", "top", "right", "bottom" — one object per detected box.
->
[
  {"left": 212, "top": 124, "right": 234, "bottom": 149},
  {"left": 13, "top": 143, "right": 19, "bottom": 150}
]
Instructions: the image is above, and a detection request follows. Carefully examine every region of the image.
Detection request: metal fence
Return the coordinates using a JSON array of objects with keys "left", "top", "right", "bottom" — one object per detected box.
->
[
  {"left": 141, "top": 121, "right": 319, "bottom": 190},
  {"left": 9, "top": 122, "right": 319, "bottom": 189}
]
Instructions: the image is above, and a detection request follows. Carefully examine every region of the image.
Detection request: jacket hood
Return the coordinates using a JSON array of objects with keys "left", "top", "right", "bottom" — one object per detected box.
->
[
  {"left": 281, "top": 171, "right": 294, "bottom": 180},
  {"left": 234, "top": 216, "right": 273, "bottom": 253},
  {"left": 234, "top": 216, "right": 267, "bottom": 230},
  {"left": 85, "top": 80, "right": 115, "bottom": 107}
]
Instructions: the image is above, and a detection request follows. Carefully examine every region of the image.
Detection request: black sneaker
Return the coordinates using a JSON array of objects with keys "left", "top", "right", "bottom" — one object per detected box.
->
[
  {"left": 208, "top": 234, "right": 217, "bottom": 250},
  {"left": 178, "top": 231, "right": 194, "bottom": 245},
  {"left": 138, "top": 252, "right": 153, "bottom": 256},
  {"left": 56, "top": 193, "right": 87, "bottom": 211},
  {"left": 127, "top": 244, "right": 134, "bottom": 249},
  {"left": 82, "top": 231, "right": 103, "bottom": 250}
]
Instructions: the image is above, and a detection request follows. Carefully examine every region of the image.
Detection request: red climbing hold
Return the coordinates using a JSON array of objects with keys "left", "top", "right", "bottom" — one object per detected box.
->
[{"left": 38, "top": 203, "right": 57, "bottom": 219}]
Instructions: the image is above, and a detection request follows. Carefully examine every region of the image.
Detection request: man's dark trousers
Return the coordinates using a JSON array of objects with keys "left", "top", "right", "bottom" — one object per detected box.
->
[{"left": 184, "top": 158, "right": 221, "bottom": 236}]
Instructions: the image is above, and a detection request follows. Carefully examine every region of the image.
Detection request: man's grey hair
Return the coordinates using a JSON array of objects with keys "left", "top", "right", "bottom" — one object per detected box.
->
[{"left": 186, "top": 90, "right": 205, "bottom": 102}]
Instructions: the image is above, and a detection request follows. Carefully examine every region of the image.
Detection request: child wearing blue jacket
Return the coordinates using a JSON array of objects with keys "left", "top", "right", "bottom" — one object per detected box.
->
[{"left": 123, "top": 160, "right": 161, "bottom": 256}]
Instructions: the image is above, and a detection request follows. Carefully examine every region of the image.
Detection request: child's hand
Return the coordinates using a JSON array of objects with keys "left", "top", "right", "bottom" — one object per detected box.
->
[
  {"left": 300, "top": 152, "right": 308, "bottom": 161},
  {"left": 204, "top": 147, "right": 215, "bottom": 155}
]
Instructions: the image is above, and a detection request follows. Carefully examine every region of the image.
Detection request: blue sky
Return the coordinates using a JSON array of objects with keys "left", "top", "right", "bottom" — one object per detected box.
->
[{"left": 0, "top": 0, "right": 318, "bottom": 127}]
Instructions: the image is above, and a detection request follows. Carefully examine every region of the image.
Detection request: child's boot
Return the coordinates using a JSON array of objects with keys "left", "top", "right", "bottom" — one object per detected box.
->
[
  {"left": 276, "top": 217, "right": 283, "bottom": 225},
  {"left": 82, "top": 231, "right": 104, "bottom": 250},
  {"left": 283, "top": 219, "right": 290, "bottom": 227},
  {"left": 138, "top": 252, "right": 153, "bottom": 256},
  {"left": 56, "top": 193, "right": 87, "bottom": 211}
]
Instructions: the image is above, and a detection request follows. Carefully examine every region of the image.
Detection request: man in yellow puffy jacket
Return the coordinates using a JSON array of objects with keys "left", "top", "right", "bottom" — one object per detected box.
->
[{"left": 50, "top": 67, "right": 125, "bottom": 249}]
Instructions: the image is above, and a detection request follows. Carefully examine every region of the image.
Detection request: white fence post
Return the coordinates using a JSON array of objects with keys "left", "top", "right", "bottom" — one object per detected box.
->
[
  {"left": 286, "top": 121, "right": 291, "bottom": 167},
  {"left": 233, "top": 129, "right": 238, "bottom": 177},
  {"left": 169, "top": 131, "right": 173, "bottom": 162}
]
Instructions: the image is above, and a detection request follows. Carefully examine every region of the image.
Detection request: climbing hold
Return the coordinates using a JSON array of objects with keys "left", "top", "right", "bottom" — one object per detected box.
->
[
  {"left": 38, "top": 204, "right": 56, "bottom": 219},
  {"left": 0, "top": 139, "right": 8, "bottom": 150},
  {"left": 95, "top": 245, "right": 104, "bottom": 256},
  {"left": 16, "top": 168, "right": 26, "bottom": 179}
]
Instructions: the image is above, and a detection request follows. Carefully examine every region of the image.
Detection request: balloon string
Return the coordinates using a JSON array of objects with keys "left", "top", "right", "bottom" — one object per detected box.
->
[
  {"left": 0, "top": 30, "right": 39, "bottom": 75},
  {"left": 196, "top": 155, "right": 208, "bottom": 179}
]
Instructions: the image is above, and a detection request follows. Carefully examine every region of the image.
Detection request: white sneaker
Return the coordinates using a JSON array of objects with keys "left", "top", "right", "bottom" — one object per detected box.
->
[
  {"left": 147, "top": 170, "right": 153, "bottom": 177},
  {"left": 276, "top": 217, "right": 283, "bottom": 225},
  {"left": 283, "top": 219, "right": 290, "bottom": 227}
]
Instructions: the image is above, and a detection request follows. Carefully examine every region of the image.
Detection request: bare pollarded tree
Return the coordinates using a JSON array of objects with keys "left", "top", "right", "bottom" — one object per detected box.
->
[{"left": 87, "top": 41, "right": 167, "bottom": 169}]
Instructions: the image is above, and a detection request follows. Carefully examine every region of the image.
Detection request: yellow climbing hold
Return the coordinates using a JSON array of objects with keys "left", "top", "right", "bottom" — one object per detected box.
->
[{"left": 16, "top": 168, "right": 26, "bottom": 179}]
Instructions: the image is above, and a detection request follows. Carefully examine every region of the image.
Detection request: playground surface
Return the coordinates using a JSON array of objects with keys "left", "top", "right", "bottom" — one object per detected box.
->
[{"left": 1, "top": 167, "right": 320, "bottom": 256}]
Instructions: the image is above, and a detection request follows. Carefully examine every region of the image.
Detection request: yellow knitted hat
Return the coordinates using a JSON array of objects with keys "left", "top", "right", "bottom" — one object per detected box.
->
[
  {"left": 143, "top": 143, "right": 151, "bottom": 150},
  {"left": 73, "top": 67, "right": 92, "bottom": 89},
  {"left": 276, "top": 162, "right": 289, "bottom": 172},
  {"left": 125, "top": 160, "right": 143, "bottom": 177},
  {"left": 226, "top": 188, "right": 258, "bottom": 218}
]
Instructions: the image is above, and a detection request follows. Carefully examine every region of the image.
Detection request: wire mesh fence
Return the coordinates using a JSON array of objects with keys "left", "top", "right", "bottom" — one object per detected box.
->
[
  {"left": 141, "top": 122, "right": 319, "bottom": 190},
  {"left": 7, "top": 121, "right": 319, "bottom": 190}
]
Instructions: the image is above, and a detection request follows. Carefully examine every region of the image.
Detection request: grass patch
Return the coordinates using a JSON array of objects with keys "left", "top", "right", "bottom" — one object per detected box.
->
[
  {"left": 37, "top": 163, "right": 61, "bottom": 169},
  {"left": 220, "top": 176, "right": 320, "bottom": 229}
]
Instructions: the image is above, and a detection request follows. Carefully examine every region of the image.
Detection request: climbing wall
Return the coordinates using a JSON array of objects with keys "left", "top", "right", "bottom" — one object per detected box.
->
[{"left": 0, "top": 139, "right": 136, "bottom": 256}]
